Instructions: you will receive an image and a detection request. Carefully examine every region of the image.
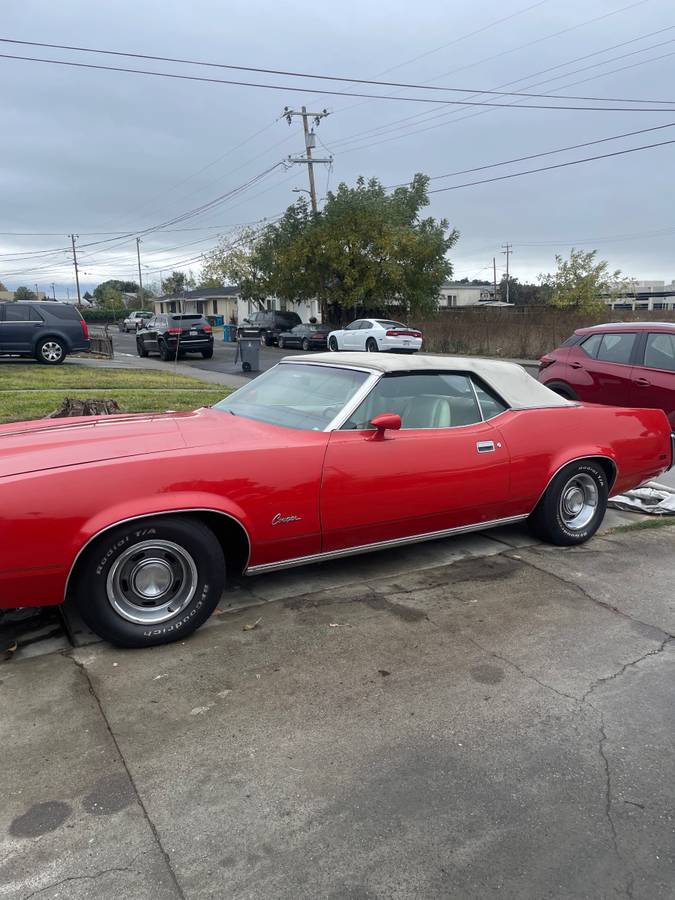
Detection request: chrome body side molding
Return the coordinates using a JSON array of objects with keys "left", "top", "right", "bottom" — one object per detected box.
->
[{"left": 245, "top": 513, "right": 529, "bottom": 576}]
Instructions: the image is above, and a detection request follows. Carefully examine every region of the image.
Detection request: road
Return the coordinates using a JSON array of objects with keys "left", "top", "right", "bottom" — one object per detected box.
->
[
  {"left": 3, "top": 523, "right": 675, "bottom": 899},
  {"left": 111, "top": 328, "right": 313, "bottom": 379}
]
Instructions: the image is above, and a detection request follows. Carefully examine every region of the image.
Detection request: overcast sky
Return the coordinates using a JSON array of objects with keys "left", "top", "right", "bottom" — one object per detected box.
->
[{"left": 2, "top": 0, "right": 675, "bottom": 295}]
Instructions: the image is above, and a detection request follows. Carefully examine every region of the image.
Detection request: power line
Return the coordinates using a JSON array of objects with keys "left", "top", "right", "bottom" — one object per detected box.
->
[
  {"left": 387, "top": 120, "right": 675, "bottom": 187},
  {"left": 332, "top": 31, "right": 675, "bottom": 152},
  {"left": 2, "top": 51, "right": 675, "bottom": 112},
  {"left": 2, "top": 35, "right": 674, "bottom": 105},
  {"left": 427, "top": 136, "right": 675, "bottom": 193}
]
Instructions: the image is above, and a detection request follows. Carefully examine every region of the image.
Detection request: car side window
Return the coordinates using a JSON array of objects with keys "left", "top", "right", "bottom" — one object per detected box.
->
[
  {"left": 597, "top": 332, "right": 637, "bottom": 365},
  {"left": 644, "top": 332, "right": 675, "bottom": 372},
  {"left": 580, "top": 334, "right": 603, "bottom": 358},
  {"left": 345, "top": 320, "right": 363, "bottom": 330},
  {"left": 5, "top": 304, "right": 34, "bottom": 321},
  {"left": 472, "top": 378, "right": 508, "bottom": 419},
  {"left": 359, "top": 321, "right": 373, "bottom": 329},
  {"left": 342, "top": 373, "right": 483, "bottom": 430},
  {"left": 29, "top": 305, "right": 45, "bottom": 321}
]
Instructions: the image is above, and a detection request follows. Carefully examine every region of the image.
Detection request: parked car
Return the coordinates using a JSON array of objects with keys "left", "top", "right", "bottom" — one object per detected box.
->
[
  {"left": 121, "top": 310, "right": 152, "bottom": 332},
  {"left": 0, "top": 300, "right": 89, "bottom": 364},
  {"left": 539, "top": 322, "right": 675, "bottom": 428},
  {"left": 239, "top": 310, "right": 302, "bottom": 346},
  {"left": 277, "top": 323, "right": 330, "bottom": 351},
  {"left": 136, "top": 313, "right": 213, "bottom": 360},
  {"left": 328, "top": 318, "right": 423, "bottom": 353},
  {"left": 1, "top": 353, "right": 672, "bottom": 648}
]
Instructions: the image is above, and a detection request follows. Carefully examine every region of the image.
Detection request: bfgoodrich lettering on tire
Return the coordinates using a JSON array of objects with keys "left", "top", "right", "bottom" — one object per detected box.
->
[
  {"left": 528, "top": 460, "right": 608, "bottom": 546},
  {"left": 71, "top": 516, "right": 225, "bottom": 647}
]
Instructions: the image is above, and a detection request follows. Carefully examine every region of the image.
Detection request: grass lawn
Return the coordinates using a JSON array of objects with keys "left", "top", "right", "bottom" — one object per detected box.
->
[{"left": 0, "top": 364, "right": 228, "bottom": 423}]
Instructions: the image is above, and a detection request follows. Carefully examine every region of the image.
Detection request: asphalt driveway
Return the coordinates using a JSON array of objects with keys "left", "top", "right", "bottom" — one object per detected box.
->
[{"left": 2, "top": 523, "right": 675, "bottom": 899}]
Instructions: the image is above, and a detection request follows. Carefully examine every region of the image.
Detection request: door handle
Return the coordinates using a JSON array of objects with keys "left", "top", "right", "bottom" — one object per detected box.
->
[
  {"left": 476, "top": 441, "right": 495, "bottom": 453},
  {"left": 633, "top": 377, "right": 651, "bottom": 387},
  {"left": 570, "top": 362, "right": 583, "bottom": 369}
]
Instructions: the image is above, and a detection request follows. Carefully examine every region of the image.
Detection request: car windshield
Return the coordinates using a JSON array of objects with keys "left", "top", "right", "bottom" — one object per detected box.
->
[{"left": 213, "top": 363, "right": 370, "bottom": 430}]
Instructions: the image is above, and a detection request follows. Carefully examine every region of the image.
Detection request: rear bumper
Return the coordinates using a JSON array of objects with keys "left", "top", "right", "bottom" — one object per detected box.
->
[
  {"left": 380, "top": 337, "right": 423, "bottom": 351},
  {"left": 70, "top": 339, "right": 91, "bottom": 353},
  {"left": 166, "top": 338, "right": 213, "bottom": 350}
]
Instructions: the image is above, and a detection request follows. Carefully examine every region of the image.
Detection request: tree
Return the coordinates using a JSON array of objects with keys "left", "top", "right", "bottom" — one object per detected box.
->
[
  {"left": 14, "top": 286, "right": 37, "bottom": 301},
  {"left": 160, "top": 270, "right": 196, "bottom": 295},
  {"left": 203, "top": 174, "right": 458, "bottom": 321},
  {"left": 539, "top": 249, "right": 628, "bottom": 313},
  {"left": 93, "top": 280, "right": 137, "bottom": 305},
  {"left": 97, "top": 285, "right": 126, "bottom": 311},
  {"left": 0, "top": 281, "right": 7, "bottom": 292},
  {"left": 498, "top": 275, "right": 546, "bottom": 306}
]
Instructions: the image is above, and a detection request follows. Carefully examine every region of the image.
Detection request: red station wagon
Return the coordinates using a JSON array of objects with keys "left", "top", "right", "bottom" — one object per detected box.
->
[{"left": 538, "top": 322, "right": 675, "bottom": 428}]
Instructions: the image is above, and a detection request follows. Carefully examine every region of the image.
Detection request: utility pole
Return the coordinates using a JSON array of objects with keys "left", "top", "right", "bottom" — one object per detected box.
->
[
  {"left": 136, "top": 237, "right": 144, "bottom": 310},
  {"left": 34, "top": 283, "right": 39, "bottom": 297},
  {"left": 284, "top": 106, "right": 331, "bottom": 322},
  {"left": 284, "top": 106, "right": 331, "bottom": 215},
  {"left": 70, "top": 234, "right": 82, "bottom": 308},
  {"left": 50, "top": 282, "right": 56, "bottom": 300},
  {"left": 493, "top": 257, "right": 497, "bottom": 302},
  {"left": 501, "top": 243, "right": 513, "bottom": 304}
]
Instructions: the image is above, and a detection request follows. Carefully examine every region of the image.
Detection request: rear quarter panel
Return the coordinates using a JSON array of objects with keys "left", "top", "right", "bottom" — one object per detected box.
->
[{"left": 498, "top": 404, "right": 672, "bottom": 513}]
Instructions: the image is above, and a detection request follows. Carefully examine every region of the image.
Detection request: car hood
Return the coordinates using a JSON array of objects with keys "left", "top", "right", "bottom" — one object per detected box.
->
[{"left": 0, "top": 413, "right": 187, "bottom": 478}]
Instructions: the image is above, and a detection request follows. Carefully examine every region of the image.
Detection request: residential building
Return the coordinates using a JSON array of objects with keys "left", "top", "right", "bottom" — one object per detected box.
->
[
  {"left": 439, "top": 281, "right": 496, "bottom": 307},
  {"left": 154, "top": 286, "right": 241, "bottom": 321}
]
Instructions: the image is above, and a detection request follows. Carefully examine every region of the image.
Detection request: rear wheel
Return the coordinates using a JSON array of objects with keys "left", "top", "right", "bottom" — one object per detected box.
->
[
  {"left": 528, "top": 460, "right": 608, "bottom": 546},
  {"left": 36, "top": 338, "right": 66, "bottom": 365},
  {"left": 201, "top": 347, "right": 213, "bottom": 359},
  {"left": 328, "top": 336, "right": 339, "bottom": 352},
  {"left": 366, "top": 338, "right": 378, "bottom": 352},
  {"left": 302, "top": 338, "right": 311, "bottom": 351},
  {"left": 70, "top": 516, "right": 226, "bottom": 648}
]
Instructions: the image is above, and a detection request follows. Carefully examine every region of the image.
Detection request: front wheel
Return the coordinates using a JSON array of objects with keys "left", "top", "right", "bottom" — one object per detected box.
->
[
  {"left": 528, "top": 460, "right": 608, "bottom": 546},
  {"left": 159, "top": 340, "right": 175, "bottom": 362},
  {"left": 201, "top": 348, "right": 214, "bottom": 359},
  {"left": 70, "top": 516, "right": 226, "bottom": 648},
  {"left": 36, "top": 338, "right": 66, "bottom": 365},
  {"left": 278, "top": 337, "right": 285, "bottom": 349},
  {"left": 136, "top": 339, "right": 148, "bottom": 358},
  {"left": 328, "top": 336, "right": 339, "bottom": 352}
]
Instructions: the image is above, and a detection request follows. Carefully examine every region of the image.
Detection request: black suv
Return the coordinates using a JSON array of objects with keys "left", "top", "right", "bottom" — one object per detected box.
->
[
  {"left": 136, "top": 313, "right": 214, "bottom": 360},
  {"left": 240, "top": 310, "right": 302, "bottom": 346},
  {"left": 0, "top": 301, "right": 90, "bottom": 364}
]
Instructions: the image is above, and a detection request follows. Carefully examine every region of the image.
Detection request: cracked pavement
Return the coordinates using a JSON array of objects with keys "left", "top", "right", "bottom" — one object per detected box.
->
[{"left": 2, "top": 525, "right": 675, "bottom": 899}]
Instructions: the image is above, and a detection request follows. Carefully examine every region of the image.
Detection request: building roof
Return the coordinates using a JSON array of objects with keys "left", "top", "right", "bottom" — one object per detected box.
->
[
  {"left": 281, "top": 352, "right": 572, "bottom": 410},
  {"left": 159, "top": 286, "right": 240, "bottom": 300}
]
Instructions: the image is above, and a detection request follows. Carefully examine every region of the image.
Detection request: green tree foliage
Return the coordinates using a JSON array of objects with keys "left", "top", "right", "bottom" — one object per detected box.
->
[
  {"left": 498, "top": 275, "right": 546, "bottom": 306},
  {"left": 0, "top": 281, "right": 8, "bottom": 291},
  {"left": 93, "top": 280, "right": 138, "bottom": 304},
  {"left": 97, "top": 285, "right": 126, "bottom": 311},
  {"left": 203, "top": 174, "right": 458, "bottom": 320},
  {"left": 539, "top": 249, "right": 628, "bottom": 313},
  {"left": 13, "top": 286, "right": 37, "bottom": 301},
  {"left": 160, "top": 270, "right": 196, "bottom": 295}
]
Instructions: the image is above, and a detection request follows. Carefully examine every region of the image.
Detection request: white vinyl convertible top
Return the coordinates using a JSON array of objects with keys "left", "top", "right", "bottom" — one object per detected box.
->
[{"left": 281, "top": 352, "right": 574, "bottom": 410}]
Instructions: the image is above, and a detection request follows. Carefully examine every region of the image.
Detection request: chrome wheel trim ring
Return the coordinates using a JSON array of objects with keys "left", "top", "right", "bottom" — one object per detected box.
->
[
  {"left": 559, "top": 472, "right": 598, "bottom": 531},
  {"left": 41, "top": 341, "right": 63, "bottom": 362},
  {"left": 106, "top": 539, "right": 198, "bottom": 625}
]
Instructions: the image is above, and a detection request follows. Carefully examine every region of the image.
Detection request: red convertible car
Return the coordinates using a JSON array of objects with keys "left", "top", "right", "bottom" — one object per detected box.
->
[{"left": 1, "top": 354, "right": 673, "bottom": 647}]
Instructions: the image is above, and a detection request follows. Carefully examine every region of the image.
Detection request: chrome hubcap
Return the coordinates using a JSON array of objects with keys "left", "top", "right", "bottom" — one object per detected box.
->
[
  {"left": 106, "top": 540, "right": 198, "bottom": 625},
  {"left": 41, "top": 342, "right": 63, "bottom": 362},
  {"left": 559, "top": 473, "right": 598, "bottom": 531}
]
